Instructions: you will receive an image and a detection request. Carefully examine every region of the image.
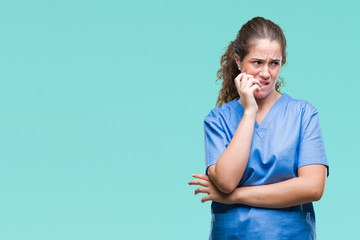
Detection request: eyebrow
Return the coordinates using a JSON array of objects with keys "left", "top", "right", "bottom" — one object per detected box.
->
[{"left": 250, "top": 58, "right": 281, "bottom": 61}]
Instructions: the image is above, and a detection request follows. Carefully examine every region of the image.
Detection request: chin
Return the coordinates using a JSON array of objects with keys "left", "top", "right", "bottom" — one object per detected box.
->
[
  {"left": 254, "top": 90, "right": 269, "bottom": 99},
  {"left": 254, "top": 86, "right": 277, "bottom": 99}
]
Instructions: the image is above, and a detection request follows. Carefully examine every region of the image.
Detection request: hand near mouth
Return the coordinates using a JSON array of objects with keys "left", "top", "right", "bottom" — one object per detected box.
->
[
  {"left": 258, "top": 79, "right": 270, "bottom": 87},
  {"left": 234, "top": 72, "right": 261, "bottom": 113}
]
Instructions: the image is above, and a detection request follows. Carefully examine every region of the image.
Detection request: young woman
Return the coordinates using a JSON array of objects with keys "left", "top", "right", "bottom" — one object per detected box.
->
[{"left": 188, "top": 17, "right": 329, "bottom": 239}]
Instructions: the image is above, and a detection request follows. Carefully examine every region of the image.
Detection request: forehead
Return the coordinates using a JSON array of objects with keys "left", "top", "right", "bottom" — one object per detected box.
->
[{"left": 247, "top": 39, "right": 282, "bottom": 59}]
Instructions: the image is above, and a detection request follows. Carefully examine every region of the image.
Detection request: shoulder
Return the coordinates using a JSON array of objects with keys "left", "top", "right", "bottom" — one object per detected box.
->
[
  {"left": 204, "top": 98, "right": 241, "bottom": 125},
  {"left": 283, "top": 93, "right": 319, "bottom": 116}
]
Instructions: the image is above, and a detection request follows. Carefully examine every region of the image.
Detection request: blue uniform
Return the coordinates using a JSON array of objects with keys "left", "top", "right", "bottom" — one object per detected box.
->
[{"left": 204, "top": 93, "right": 329, "bottom": 240}]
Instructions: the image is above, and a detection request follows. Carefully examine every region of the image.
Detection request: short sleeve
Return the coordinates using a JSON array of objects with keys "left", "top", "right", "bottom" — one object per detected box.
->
[
  {"left": 298, "top": 104, "right": 329, "bottom": 176},
  {"left": 204, "top": 116, "right": 229, "bottom": 172}
]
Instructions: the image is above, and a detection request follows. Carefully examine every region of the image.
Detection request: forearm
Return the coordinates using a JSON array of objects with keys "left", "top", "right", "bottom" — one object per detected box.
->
[
  {"left": 228, "top": 166, "right": 327, "bottom": 208},
  {"left": 209, "top": 111, "right": 256, "bottom": 193}
]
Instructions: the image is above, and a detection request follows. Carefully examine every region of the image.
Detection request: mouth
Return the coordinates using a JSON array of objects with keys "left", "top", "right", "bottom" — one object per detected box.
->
[{"left": 259, "top": 80, "right": 270, "bottom": 88}]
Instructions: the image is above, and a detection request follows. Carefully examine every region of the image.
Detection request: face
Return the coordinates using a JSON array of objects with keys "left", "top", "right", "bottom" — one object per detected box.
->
[{"left": 236, "top": 38, "right": 282, "bottom": 99}]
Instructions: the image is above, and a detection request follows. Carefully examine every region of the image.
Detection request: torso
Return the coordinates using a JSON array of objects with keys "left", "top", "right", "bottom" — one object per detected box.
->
[
  {"left": 239, "top": 91, "right": 282, "bottom": 126},
  {"left": 204, "top": 93, "right": 328, "bottom": 239}
]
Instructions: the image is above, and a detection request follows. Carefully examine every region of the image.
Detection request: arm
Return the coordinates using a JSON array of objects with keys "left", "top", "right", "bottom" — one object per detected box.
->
[
  {"left": 189, "top": 164, "right": 327, "bottom": 208},
  {"left": 207, "top": 111, "right": 256, "bottom": 193},
  {"left": 229, "top": 164, "right": 327, "bottom": 208},
  {"left": 207, "top": 73, "right": 260, "bottom": 194}
]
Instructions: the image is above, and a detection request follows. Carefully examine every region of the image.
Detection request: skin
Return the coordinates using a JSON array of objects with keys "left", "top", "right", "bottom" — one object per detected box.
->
[
  {"left": 189, "top": 38, "right": 327, "bottom": 208},
  {"left": 234, "top": 38, "right": 283, "bottom": 124}
]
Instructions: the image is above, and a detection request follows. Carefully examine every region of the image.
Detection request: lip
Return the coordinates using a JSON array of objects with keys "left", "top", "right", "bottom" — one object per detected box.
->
[
  {"left": 259, "top": 80, "right": 270, "bottom": 85},
  {"left": 258, "top": 80, "right": 270, "bottom": 89}
]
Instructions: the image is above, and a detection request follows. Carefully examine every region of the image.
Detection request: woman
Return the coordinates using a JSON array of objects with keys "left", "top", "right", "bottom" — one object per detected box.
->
[{"left": 188, "top": 17, "right": 329, "bottom": 239}]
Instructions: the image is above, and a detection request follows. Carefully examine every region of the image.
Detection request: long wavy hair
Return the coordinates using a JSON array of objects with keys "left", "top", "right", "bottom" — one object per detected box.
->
[{"left": 215, "top": 17, "right": 287, "bottom": 107}]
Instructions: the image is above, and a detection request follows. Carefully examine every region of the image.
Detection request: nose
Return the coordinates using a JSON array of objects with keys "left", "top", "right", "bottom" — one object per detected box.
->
[{"left": 259, "top": 65, "right": 270, "bottom": 80}]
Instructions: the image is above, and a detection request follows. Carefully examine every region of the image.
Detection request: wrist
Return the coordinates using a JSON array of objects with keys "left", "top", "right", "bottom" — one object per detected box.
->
[
  {"left": 243, "top": 110, "right": 257, "bottom": 118},
  {"left": 228, "top": 188, "right": 241, "bottom": 204},
  {"left": 238, "top": 99, "right": 258, "bottom": 115}
]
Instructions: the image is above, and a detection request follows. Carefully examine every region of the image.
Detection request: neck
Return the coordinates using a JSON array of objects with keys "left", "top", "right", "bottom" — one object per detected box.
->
[{"left": 256, "top": 91, "right": 282, "bottom": 111}]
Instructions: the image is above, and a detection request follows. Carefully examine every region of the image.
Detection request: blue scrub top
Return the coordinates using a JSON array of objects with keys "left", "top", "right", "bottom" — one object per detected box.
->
[{"left": 204, "top": 93, "right": 329, "bottom": 240}]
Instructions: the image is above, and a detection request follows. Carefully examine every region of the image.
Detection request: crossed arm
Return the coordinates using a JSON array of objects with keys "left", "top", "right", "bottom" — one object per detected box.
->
[
  {"left": 206, "top": 111, "right": 257, "bottom": 193},
  {"left": 198, "top": 76, "right": 328, "bottom": 207},
  {"left": 188, "top": 164, "right": 327, "bottom": 208}
]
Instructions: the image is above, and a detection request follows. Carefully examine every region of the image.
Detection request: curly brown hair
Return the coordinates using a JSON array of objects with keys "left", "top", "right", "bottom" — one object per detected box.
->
[{"left": 215, "top": 17, "right": 287, "bottom": 107}]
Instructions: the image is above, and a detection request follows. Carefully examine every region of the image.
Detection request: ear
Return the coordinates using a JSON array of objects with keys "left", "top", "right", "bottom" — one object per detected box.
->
[{"left": 234, "top": 54, "right": 242, "bottom": 71}]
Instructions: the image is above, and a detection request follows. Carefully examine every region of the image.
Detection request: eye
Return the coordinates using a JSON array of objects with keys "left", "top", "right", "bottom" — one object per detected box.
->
[
  {"left": 252, "top": 61, "right": 261, "bottom": 65},
  {"left": 271, "top": 61, "right": 280, "bottom": 66}
]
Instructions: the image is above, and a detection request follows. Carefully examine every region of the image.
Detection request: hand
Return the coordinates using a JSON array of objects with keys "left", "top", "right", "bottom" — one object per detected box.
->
[
  {"left": 188, "top": 173, "right": 233, "bottom": 204},
  {"left": 234, "top": 73, "right": 261, "bottom": 113}
]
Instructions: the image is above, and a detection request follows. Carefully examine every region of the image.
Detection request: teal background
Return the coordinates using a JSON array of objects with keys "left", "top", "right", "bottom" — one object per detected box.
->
[{"left": 0, "top": 0, "right": 358, "bottom": 239}]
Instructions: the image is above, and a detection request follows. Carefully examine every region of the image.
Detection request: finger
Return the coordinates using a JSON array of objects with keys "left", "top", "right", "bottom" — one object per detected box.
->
[
  {"left": 244, "top": 73, "right": 254, "bottom": 79},
  {"left": 240, "top": 74, "right": 255, "bottom": 89},
  {"left": 236, "top": 73, "right": 246, "bottom": 79},
  {"left": 195, "top": 187, "right": 210, "bottom": 195},
  {"left": 234, "top": 72, "right": 245, "bottom": 83},
  {"left": 239, "top": 73, "right": 248, "bottom": 89},
  {"left": 188, "top": 179, "right": 210, "bottom": 187},
  {"left": 234, "top": 76, "right": 240, "bottom": 91},
  {"left": 245, "top": 77, "right": 261, "bottom": 90},
  {"left": 201, "top": 195, "right": 211, "bottom": 203},
  {"left": 251, "top": 77, "right": 261, "bottom": 86},
  {"left": 241, "top": 74, "right": 254, "bottom": 81},
  {"left": 234, "top": 73, "right": 245, "bottom": 92},
  {"left": 250, "top": 83, "right": 261, "bottom": 93},
  {"left": 192, "top": 173, "right": 210, "bottom": 181}
]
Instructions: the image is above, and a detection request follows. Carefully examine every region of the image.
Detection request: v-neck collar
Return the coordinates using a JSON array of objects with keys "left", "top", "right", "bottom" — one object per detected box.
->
[{"left": 233, "top": 93, "right": 289, "bottom": 139}]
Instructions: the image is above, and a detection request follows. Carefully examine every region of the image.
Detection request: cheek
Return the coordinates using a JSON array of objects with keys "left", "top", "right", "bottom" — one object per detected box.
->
[
  {"left": 271, "top": 68, "right": 281, "bottom": 77},
  {"left": 243, "top": 66, "right": 260, "bottom": 75}
]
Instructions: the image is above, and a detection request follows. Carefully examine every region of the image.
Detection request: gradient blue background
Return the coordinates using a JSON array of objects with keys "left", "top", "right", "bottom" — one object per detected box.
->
[{"left": 0, "top": 0, "right": 359, "bottom": 239}]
